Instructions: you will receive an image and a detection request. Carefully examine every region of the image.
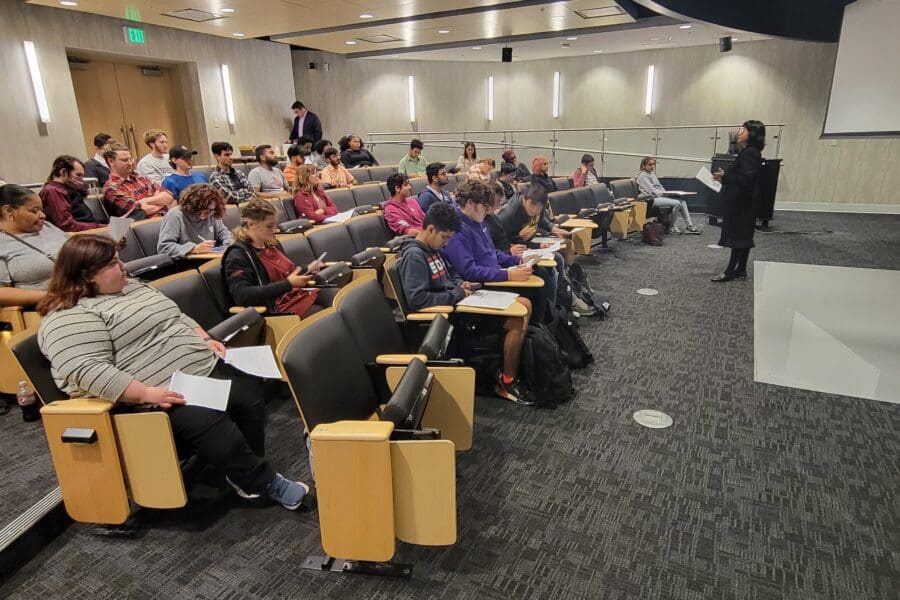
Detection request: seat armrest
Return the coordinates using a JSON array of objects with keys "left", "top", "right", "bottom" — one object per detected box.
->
[
  {"left": 407, "top": 312, "right": 447, "bottom": 321},
  {"left": 376, "top": 353, "right": 429, "bottom": 366},
  {"left": 207, "top": 308, "right": 263, "bottom": 343},
  {"left": 123, "top": 254, "right": 174, "bottom": 277},
  {"left": 40, "top": 398, "right": 113, "bottom": 415},
  {"left": 417, "top": 305, "right": 455, "bottom": 314},
  {"left": 229, "top": 306, "right": 267, "bottom": 314}
]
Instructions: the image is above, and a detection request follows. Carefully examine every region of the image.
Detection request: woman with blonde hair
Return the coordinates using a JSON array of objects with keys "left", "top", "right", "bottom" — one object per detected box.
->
[
  {"left": 292, "top": 164, "right": 338, "bottom": 223},
  {"left": 222, "top": 199, "right": 329, "bottom": 317}
]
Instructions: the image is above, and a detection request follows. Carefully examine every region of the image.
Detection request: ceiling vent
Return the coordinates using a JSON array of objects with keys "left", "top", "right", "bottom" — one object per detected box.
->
[
  {"left": 574, "top": 6, "right": 625, "bottom": 19},
  {"left": 162, "top": 9, "right": 225, "bottom": 23},
  {"left": 357, "top": 34, "right": 403, "bottom": 43}
]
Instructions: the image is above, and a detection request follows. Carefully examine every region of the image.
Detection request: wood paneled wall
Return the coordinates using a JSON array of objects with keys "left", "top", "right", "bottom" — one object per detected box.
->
[
  {"left": 292, "top": 41, "right": 900, "bottom": 206},
  {"left": 1, "top": 3, "right": 296, "bottom": 184}
]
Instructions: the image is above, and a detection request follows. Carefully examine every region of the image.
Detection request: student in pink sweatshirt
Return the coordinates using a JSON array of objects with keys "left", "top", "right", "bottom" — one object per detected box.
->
[{"left": 383, "top": 172, "right": 426, "bottom": 236}]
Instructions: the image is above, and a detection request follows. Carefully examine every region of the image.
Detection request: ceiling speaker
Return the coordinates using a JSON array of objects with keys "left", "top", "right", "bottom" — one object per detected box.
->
[
  {"left": 719, "top": 36, "right": 732, "bottom": 52},
  {"left": 502, "top": 47, "right": 512, "bottom": 63}
]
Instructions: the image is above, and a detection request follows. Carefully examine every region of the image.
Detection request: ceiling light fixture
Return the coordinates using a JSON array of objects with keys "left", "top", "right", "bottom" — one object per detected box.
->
[
  {"left": 472, "top": 46, "right": 483, "bottom": 50},
  {"left": 593, "top": 50, "right": 604, "bottom": 53},
  {"left": 679, "top": 24, "right": 692, "bottom": 29},
  {"left": 24, "top": 41, "right": 51, "bottom": 123},
  {"left": 359, "top": 13, "right": 374, "bottom": 19},
  {"left": 552, "top": 16, "right": 565, "bottom": 20},
  {"left": 552, "top": 71, "right": 561, "bottom": 118},
  {"left": 437, "top": 29, "right": 450, "bottom": 34},
  {"left": 221, "top": 64, "right": 236, "bottom": 125},
  {"left": 645, "top": 65, "right": 655, "bottom": 116},
  {"left": 732, "top": 37, "right": 740, "bottom": 41},
  {"left": 220, "top": 8, "right": 235, "bottom": 13},
  {"left": 487, "top": 75, "right": 494, "bottom": 121},
  {"left": 566, "top": 36, "right": 578, "bottom": 41},
  {"left": 232, "top": 32, "right": 244, "bottom": 37},
  {"left": 345, "top": 40, "right": 357, "bottom": 45},
  {"left": 407, "top": 75, "right": 416, "bottom": 122},
  {"left": 60, "top": 1, "right": 78, "bottom": 6}
]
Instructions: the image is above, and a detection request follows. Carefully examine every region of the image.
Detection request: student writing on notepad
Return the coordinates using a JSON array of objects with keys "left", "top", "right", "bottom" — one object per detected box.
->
[
  {"left": 398, "top": 202, "right": 536, "bottom": 406},
  {"left": 37, "top": 235, "right": 313, "bottom": 511},
  {"left": 157, "top": 183, "right": 233, "bottom": 259}
]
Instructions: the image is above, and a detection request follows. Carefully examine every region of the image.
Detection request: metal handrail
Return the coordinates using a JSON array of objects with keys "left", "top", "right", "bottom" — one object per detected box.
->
[{"left": 368, "top": 124, "right": 787, "bottom": 134}]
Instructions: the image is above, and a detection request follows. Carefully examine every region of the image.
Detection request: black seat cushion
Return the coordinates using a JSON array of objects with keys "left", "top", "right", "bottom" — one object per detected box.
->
[
  {"left": 152, "top": 271, "right": 226, "bottom": 331},
  {"left": 380, "top": 358, "right": 431, "bottom": 429},
  {"left": 306, "top": 225, "right": 358, "bottom": 262},
  {"left": 10, "top": 333, "right": 67, "bottom": 404},
  {"left": 346, "top": 215, "right": 392, "bottom": 252},
  {"left": 335, "top": 278, "right": 407, "bottom": 362},
  {"left": 328, "top": 189, "right": 356, "bottom": 212}
]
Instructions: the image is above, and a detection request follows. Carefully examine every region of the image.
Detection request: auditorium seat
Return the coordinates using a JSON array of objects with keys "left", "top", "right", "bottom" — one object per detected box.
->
[
  {"left": 409, "top": 178, "right": 427, "bottom": 197},
  {"left": 443, "top": 160, "right": 457, "bottom": 173},
  {"left": 553, "top": 177, "right": 572, "bottom": 190},
  {"left": 346, "top": 213, "right": 393, "bottom": 252},
  {"left": 71, "top": 224, "right": 175, "bottom": 278},
  {"left": 351, "top": 184, "right": 385, "bottom": 208},
  {"left": 443, "top": 176, "right": 458, "bottom": 193},
  {"left": 131, "top": 217, "right": 164, "bottom": 256},
  {"left": 223, "top": 204, "right": 241, "bottom": 230},
  {"left": 278, "top": 233, "right": 317, "bottom": 266},
  {"left": 83, "top": 196, "right": 110, "bottom": 224},
  {"left": 547, "top": 190, "right": 579, "bottom": 216},
  {"left": 377, "top": 182, "right": 390, "bottom": 201},
  {"left": 306, "top": 223, "right": 361, "bottom": 262},
  {"left": 367, "top": 166, "right": 397, "bottom": 182},
  {"left": 349, "top": 168, "right": 371, "bottom": 184},
  {"left": 194, "top": 165, "right": 212, "bottom": 179},
  {"left": 570, "top": 187, "right": 594, "bottom": 212},
  {"left": 327, "top": 188, "right": 355, "bottom": 212}
]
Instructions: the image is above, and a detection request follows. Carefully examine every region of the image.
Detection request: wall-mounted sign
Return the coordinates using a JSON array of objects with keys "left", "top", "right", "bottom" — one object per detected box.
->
[{"left": 123, "top": 26, "right": 145, "bottom": 44}]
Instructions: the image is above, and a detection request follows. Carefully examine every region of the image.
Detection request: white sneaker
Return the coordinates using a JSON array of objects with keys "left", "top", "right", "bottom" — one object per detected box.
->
[{"left": 573, "top": 296, "right": 596, "bottom": 316}]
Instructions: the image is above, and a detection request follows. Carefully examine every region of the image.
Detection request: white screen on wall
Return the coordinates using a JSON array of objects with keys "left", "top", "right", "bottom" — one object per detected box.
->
[{"left": 823, "top": 0, "right": 900, "bottom": 136}]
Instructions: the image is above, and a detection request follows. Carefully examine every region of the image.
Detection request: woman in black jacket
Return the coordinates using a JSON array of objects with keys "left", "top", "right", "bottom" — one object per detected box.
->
[
  {"left": 221, "top": 199, "right": 331, "bottom": 315},
  {"left": 711, "top": 120, "right": 765, "bottom": 282},
  {"left": 338, "top": 134, "right": 379, "bottom": 168}
]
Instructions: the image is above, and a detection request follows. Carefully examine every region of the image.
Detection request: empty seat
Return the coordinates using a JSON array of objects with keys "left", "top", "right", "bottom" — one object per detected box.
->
[
  {"left": 610, "top": 179, "right": 638, "bottom": 200},
  {"left": 346, "top": 214, "right": 393, "bottom": 252},
  {"left": 589, "top": 183, "right": 614, "bottom": 206},
  {"left": 547, "top": 190, "right": 579, "bottom": 216},
  {"left": 83, "top": 196, "right": 109, "bottom": 224},
  {"left": 367, "top": 166, "right": 397, "bottom": 182},
  {"left": 409, "top": 178, "right": 427, "bottom": 197},
  {"left": 306, "top": 224, "right": 359, "bottom": 262},
  {"left": 352, "top": 184, "right": 385, "bottom": 208},
  {"left": 349, "top": 168, "right": 371, "bottom": 184},
  {"left": 443, "top": 161, "right": 457, "bottom": 173},
  {"left": 118, "top": 227, "right": 147, "bottom": 263},
  {"left": 377, "top": 182, "right": 390, "bottom": 201},
  {"left": 131, "top": 218, "right": 164, "bottom": 256},
  {"left": 327, "top": 188, "right": 355, "bottom": 212},
  {"left": 553, "top": 177, "right": 572, "bottom": 190},
  {"left": 570, "top": 187, "right": 595, "bottom": 211}
]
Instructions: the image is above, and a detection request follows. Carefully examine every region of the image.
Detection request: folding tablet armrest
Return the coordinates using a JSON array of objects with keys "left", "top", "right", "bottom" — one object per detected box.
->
[
  {"left": 417, "top": 314, "right": 452, "bottom": 360},
  {"left": 485, "top": 275, "right": 544, "bottom": 288},
  {"left": 123, "top": 254, "right": 174, "bottom": 277},
  {"left": 407, "top": 304, "right": 454, "bottom": 321},
  {"left": 455, "top": 302, "right": 528, "bottom": 318},
  {"left": 229, "top": 305, "right": 266, "bottom": 314},
  {"left": 376, "top": 353, "right": 429, "bottom": 366},
  {"left": 278, "top": 218, "right": 313, "bottom": 234},
  {"left": 207, "top": 308, "right": 263, "bottom": 343}
]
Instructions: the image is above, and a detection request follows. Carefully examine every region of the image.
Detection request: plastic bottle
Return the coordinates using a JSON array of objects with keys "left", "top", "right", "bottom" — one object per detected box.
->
[{"left": 16, "top": 381, "right": 40, "bottom": 422}]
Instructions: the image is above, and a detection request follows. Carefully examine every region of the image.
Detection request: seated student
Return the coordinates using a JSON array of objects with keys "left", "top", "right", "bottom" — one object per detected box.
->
[
  {"left": 282, "top": 144, "right": 304, "bottom": 187},
  {"left": 40, "top": 155, "right": 101, "bottom": 232},
  {"left": 37, "top": 234, "right": 311, "bottom": 510},
  {"left": 416, "top": 162, "right": 453, "bottom": 213},
  {"left": 467, "top": 158, "right": 495, "bottom": 181},
  {"left": 208, "top": 142, "right": 255, "bottom": 205},
  {"left": 292, "top": 165, "right": 338, "bottom": 223},
  {"left": 83, "top": 133, "right": 113, "bottom": 189},
  {"left": 135, "top": 129, "right": 173, "bottom": 184},
  {"left": 384, "top": 173, "right": 425, "bottom": 236},
  {"left": 222, "top": 199, "right": 329, "bottom": 317},
  {"left": 0, "top": 184, "right": 69, "bottom": 308},
  {"left": 161, "top": 145, "right": 208, "bottom": 200},
  {"left": 398, "top": 139, "right": 427, "bottom": 177},
  {"left": 248, "top": 145, "right": 291, "bottom": 200},
  {"left": 319, "top": 148, "right": 358, "bottom": 188},
  {"left": 310, "top": 139, "right": 331, "bottom": 170},
  {"left": 502, "top": 148, "right": 531, "bottom": 183},
  {"left": 497, "top": 162, "right": 518, "bottom": 200},
  {"left": 158, "top": 183, "right": 233, "bottom": 259},
  {"left": 102, "top": 142, "right": 175, "bottom": 219},
  {"left": 572, "top": 154, "right": 600, "bottom": 188},
  {"left": 456, "top": 142, "right": 477, "bottom": 173},
  {"left": 636, "top": 156, "right": 701, "bottom": 234},
  {"left": 339, "top": 134, "right": 378, "bottom": 168},
  {"left": 398, "top": 202, "right": 535, "bottom": 406},
  {"left": 530, "top": 156, "right": 556, "bottom": 192}
]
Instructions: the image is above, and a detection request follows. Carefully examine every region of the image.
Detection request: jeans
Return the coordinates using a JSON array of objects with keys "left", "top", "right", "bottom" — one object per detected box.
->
[{"left": 651, "top": 197, "right": 693, "bottom": 226}]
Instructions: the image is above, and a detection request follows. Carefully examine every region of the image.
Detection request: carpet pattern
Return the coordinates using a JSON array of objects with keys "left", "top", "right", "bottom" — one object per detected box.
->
[
  {"left": 0, "top": 400, "right": 55, "bottom": 527},
  {"left": 1, "top": 211, "right": 898, "bottom": 600}
]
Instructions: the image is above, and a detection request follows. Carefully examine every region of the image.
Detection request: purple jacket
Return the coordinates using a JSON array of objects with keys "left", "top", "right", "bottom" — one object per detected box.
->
[{"left": 441, "top": 205, "right": 519, "bottom": 282}]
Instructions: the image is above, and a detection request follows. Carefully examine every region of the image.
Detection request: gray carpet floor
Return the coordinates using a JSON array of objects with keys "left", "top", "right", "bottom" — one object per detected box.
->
[
  {"left": 1, "top": 211, "right": 898, "bottom": 600},
  {"left": 0, "top": 398, "right": 55, "bottom": 527}
]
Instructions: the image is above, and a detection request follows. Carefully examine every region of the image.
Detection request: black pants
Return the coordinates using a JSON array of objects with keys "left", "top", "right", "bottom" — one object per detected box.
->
[
  {"left": 725, "top": 248, "right": 750, "bottom": 276},
  {"left": 167, "top": 361, "right": 275, "bottom": 493}
]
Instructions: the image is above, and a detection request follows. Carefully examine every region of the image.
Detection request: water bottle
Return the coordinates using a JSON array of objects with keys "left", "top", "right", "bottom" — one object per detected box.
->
[{"left": 17, "top": 381, "right": 40, "bottom": 422}]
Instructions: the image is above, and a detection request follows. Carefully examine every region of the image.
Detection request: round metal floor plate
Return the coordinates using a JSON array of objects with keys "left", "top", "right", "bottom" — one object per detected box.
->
[
  {"left": 633, "top": 410, "right": 673, "bottom": 429},
  {"left": 636, "top": 288, "right": 659, "bottom": 296}
]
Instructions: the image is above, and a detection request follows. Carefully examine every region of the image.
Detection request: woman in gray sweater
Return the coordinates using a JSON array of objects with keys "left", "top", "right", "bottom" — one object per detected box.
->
[
  {"left": 157, "top": 183, "right": 233, "bottom": 259},
  {"left": 38, "top": 234, "right": 311, "bottom": 510}
]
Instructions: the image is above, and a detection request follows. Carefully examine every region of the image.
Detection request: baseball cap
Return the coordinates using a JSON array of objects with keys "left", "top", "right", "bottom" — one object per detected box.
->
[{"left": 169, "top": 145, "right": 198, "bottom": 160}]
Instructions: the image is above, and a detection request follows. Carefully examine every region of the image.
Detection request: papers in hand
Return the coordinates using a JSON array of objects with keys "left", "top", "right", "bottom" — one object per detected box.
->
[
  {"left": 696, "top": 167, "right": 722, "bottom": 192},
  {"left": 169, "top": 370, "right": 231, "bottom": 411},
  {"left": 531, "top": 236, "right": 561, "bottom": 245},
  {"left": 457, "top": 290, "right": 518, "bottom": 310},
  {"left": 224, "top": 346, "right": 283, "bottom": 379},
  {"left": 522, "top": 241, "right": 562, "bottom": 262},
  {"left": 108, "top": 216, "right": 134, "bottom": 242},
  {"left": 324, "top": 209, "right": 356, "bottom": 224}
]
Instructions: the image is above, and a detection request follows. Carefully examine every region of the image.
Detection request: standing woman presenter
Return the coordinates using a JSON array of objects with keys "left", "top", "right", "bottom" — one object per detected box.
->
[{"left": 711, "top": 120, "right": 766, "bottom": 282}]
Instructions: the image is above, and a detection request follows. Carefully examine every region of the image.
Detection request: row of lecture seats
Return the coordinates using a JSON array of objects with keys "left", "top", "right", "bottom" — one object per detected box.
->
[{"left": 192, "top": 161, "right": 458, "bottom": 185}]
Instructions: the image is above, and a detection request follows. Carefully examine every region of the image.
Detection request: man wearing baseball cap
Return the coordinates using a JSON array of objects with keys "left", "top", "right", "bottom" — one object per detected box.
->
[{"left": 162, "top": 145, "right": 207, "bottom": 200}]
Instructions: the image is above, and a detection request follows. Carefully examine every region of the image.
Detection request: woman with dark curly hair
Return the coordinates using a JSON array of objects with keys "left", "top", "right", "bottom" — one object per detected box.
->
[{"left": 157, "top": 183, "right": 233, "bottom": 259}]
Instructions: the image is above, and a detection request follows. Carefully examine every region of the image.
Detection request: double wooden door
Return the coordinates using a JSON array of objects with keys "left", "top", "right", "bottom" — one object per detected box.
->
[{"left": 70, "top": 60, "right": 190, "bottom": 158}]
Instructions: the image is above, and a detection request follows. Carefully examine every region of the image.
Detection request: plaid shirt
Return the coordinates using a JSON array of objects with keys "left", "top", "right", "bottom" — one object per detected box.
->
[
  {"left": 103, "top": 172, "right": 168, "bottom": 217},
  {"left": 209, "top": 166, "right": 255, "bottom": 205}
]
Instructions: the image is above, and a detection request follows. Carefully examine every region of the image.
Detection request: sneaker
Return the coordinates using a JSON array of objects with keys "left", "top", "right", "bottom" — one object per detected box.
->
[
  {"left": 668, "top": 224, "right": 682, "bottom": 234},
  {"left": 225, "top": 476, "right": 261, "bottom": 500},
  {"left": 572, "top": 296, "right": 597, "bottom": 316},
  {"left": 495, "top": 375, "right": 537, "bottom": 406},
  {"left": 265, "top": 473, "right": 310, "bottom": 510},
  {"left": 684, "top": 225, "right": 702, "bottom": 235}
]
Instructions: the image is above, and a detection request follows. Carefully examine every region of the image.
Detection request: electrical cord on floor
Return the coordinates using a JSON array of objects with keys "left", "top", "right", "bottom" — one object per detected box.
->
[{"left": 756, "top": 228, "right": 835, "bottom": 235}]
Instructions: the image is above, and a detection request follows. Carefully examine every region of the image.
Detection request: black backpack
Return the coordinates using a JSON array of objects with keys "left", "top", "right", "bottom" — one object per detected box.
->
[
  {"left": 520, "top": 324, "right": 575, "bottom": 407},
  {"left": 568, "top": 263, "right": 612, "bottom": 320},
  {"left": 545, "top": 304, "right": 594, "bottom": 369}
]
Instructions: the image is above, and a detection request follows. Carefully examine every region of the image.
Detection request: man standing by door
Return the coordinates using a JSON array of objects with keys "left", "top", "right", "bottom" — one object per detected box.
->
[{"left": 287, "top": 101, "right": 323, "bottom": 144}]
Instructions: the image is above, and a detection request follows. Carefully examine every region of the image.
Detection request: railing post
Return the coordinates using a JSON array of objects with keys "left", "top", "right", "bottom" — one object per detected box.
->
[
  {"left": 712, "top": 127, "right": 719, "bottom": 157},
  {"left": 775, "top": 126, "right": 783, "bottom": 159},
  {"left": 550, "top": 131, "right": 557, "bottom": 176},
  {"left": 654, "top": 128, "right": 660, "bottom": 158},
  {"left": 600, "top": 129, "right": 606, "bottom": 178}
]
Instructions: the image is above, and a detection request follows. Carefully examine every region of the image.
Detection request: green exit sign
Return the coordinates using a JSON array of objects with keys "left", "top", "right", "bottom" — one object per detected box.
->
[{"left": 123, "top": 26, "right": 145, "bottom": 44}]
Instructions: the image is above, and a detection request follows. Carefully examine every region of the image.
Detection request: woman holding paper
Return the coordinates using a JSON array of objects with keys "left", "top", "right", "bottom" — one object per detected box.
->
[
  {"left": 157, "top": 183, "right": 233, "bottom": 259},
  {"left": 292, "top": 165, "right": 338, "bottom": 223},
  {"left": 37, "top": 234, "right": 313, "bottom": 511},
  {"left": 635, "top": 157, "right": 701, "bottom": 234},
  {"left": 222, "top": 199, "right": 330, "bottom": 317},
  {"left": 0, "top": 184, "right": 69, "bottom": 308},
  {"left": 711, "top": 121, "right": 766, "bottom": 282}
]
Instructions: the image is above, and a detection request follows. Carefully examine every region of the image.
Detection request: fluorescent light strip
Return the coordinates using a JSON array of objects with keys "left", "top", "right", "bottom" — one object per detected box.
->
[
  {"left": 487, "top": 76, "right": 494, "bottom": 121},
  {"left": 552, "top": 71, "right": 560, "bottom": 118},
  {"left": 23, "top": 41, "right": 50, "bottom": 123},
  {"left": 221, "top": 64, "right": 236, "bottom": 125},
  {"left": 407, "top": 75, "right": 416, "bottom": 123},
  {"left": 645, "top": 65, "right": 655, "bottom": 116}
]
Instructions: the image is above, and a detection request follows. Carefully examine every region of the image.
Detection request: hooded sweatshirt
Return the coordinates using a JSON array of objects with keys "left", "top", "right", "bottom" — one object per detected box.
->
[
  {"left": 398, "top": 239, "right": 467, "bottom": 311},
  {"left": 441, "top": 205, "right": 519, "bottom": 283}
]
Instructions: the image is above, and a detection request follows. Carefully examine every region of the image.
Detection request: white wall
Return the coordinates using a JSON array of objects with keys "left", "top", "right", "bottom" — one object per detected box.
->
[
  {"left": 0, "top": 3, "right": 296, "bottom": 184},
  {"left": 293, "top": 39, "right": 900, "bottom": 206}
]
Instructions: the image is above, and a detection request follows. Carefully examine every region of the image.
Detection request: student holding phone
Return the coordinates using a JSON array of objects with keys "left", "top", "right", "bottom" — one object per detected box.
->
[{"left": 222, "top": 199, "right": 333, "bottom": 316}]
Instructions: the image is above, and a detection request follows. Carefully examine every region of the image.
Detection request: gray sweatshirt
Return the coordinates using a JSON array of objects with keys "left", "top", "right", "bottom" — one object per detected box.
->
[
  {"left": 157, "top": 206, "right": 234, "bottom": 258},
  {"left": 635, "top": 171, "right": 666, "bottom": 200}
]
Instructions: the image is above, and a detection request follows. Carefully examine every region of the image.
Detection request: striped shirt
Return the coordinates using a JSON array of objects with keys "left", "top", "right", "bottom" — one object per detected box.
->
[{"left": 38, "top": 280, "right": 217, "bottom": 402}]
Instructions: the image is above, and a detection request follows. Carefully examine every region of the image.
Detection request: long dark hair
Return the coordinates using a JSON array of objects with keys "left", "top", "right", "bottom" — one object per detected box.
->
[
  {"left": 37, "top": 235, "right": 119, "bottom": 315},
  {"left": 46, "top": 155, "right": 82, "bottom": 183},
  {"left": 0, "top": 184, "right": 36, "bottom": 217},
  {"left": 463, "top": 141, "right": 477, "bottom": 160},
  {"left": 742, "top": 120, "right": 766, "bottom": 151}
]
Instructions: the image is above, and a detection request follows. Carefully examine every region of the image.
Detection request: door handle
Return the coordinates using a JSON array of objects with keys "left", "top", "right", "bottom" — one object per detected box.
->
[{"left": 128, "top": 124, "right": 138, "bottom": 156}]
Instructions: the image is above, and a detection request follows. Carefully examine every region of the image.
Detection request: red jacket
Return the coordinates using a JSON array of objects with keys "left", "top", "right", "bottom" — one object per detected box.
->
[
  {"left": 572, "top": 166, "right": 599, "bottom": 188},
  {"left": 39, "top": 181, "right": 98, "bottom": 232},
  {"left": 384, "top": 196, "right": 425, "bottom": 235},
  {"left": 293, "top": 187, "right": 338, "bottom": 223}
]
